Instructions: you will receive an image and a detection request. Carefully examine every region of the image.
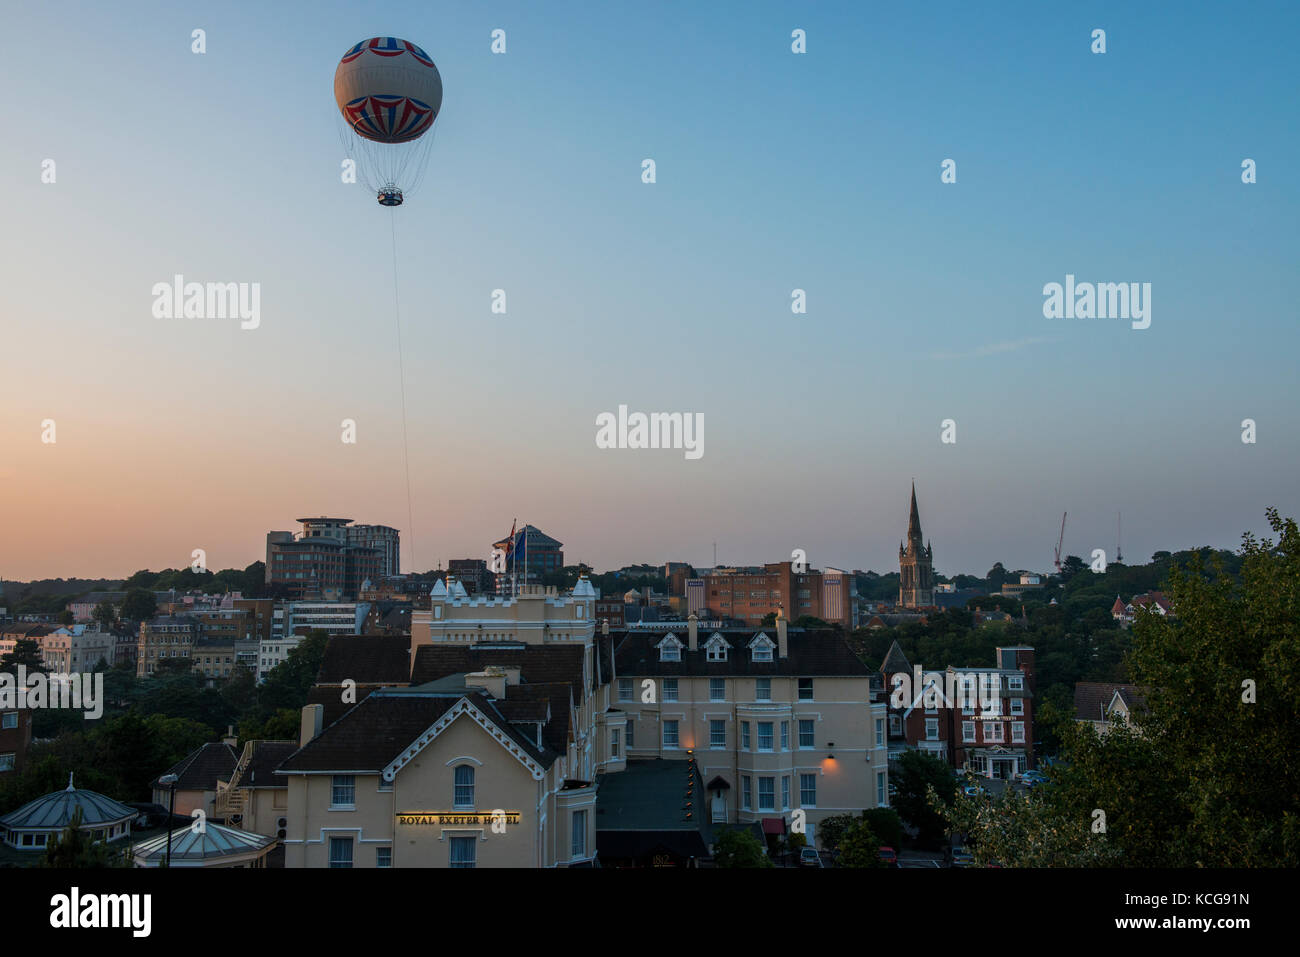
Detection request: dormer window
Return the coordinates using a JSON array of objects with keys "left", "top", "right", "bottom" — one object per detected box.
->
[
  {"left": 749, "top": 634, "right": 776, "bottom": 662},
  {"left": 704, "top": 633, "right": 731, "bottom": 662},
  {"left": 658, "top": 634, "right": 683, "bottom": 662}
]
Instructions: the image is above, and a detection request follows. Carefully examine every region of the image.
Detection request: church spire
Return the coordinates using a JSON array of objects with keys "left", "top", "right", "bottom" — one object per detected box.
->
[
  {"left": 899, "top": 481, "right": 934, "bottom": 609},
  {"left": 907, "top": 481, "right": 923, "bottom": 546}
]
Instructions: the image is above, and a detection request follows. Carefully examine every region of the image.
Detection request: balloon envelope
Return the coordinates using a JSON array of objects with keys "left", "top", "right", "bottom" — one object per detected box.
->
[
  {"left": 335, "top": 37, "right": 442, "bottom": 142},
  {"left": 334, "top": 37, "right": 443, "bottom": 202}
]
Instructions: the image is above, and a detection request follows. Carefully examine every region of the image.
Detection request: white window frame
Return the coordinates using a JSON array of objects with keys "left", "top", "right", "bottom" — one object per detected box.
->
[
  {"left": 799, "top": 773, "right": 817, "bottom": 808},
  {"left": 330, "top": 775, "right": 355, "bottom": 809}
]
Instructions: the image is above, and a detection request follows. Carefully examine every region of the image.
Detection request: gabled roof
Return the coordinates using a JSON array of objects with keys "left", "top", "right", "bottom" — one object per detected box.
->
[
  {"left": 1074, "top": 681, "right": 1147, "bottom": 722},
  {"left": 278, "top": 689, "right": 557, "bottom": 776},
  {"left": 880, "top": 640, "right": 912, "bottom": 675},
  {"left": 150, "top": 742, "right": 238, "bottom": 791}
]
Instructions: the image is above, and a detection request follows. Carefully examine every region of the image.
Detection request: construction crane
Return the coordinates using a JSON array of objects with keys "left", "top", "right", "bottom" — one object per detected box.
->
[{"left": 1053, "top": 512, "right": 1067, "bottom": 573}]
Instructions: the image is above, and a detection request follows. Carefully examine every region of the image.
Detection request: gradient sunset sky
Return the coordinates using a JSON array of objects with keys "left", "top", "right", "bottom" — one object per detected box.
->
[{"left": 2, "top": 0, "right": 1297, "bottom": 583}]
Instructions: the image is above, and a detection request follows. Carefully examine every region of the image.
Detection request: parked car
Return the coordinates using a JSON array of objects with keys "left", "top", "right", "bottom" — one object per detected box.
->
[
  {"left": 948, "top": 844, "right": 974, "bottom": 867},
  {"left": 1021, "top": 769, "right": 1048, "bottom": 787},
  {"left": 799, "top": 846, "right": 824, "bottom": 868},
  {"left": 878, "top": 846, "right": 899, "bottom": 867},
  {"left": 962, "top": 782, "right": 986, "bottom": 797}
]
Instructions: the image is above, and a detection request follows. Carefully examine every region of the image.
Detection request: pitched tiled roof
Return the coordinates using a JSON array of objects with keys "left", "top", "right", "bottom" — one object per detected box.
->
[
  {"left": 410, "top": 643, "right": 585, "bottom": 692},
  {"left": 278, "top": 689, "right": 557, "bottom": 775},
  {"left": 237, "top": 741, "right": 298, "bottom": 789},
  {"left": 150, "top": 742, "right": 238, "bottom": 791},
  {"left": 316, "top": 635, "right": 411, "bottom": 684},
  {"left": 1074, "top": 681, "right": 1147, "bottom": 722},
  {"left": 306, "top": 684, "right": 379, "bottom": 728},
  {"left": 613, "top": 629, "right": 870, "bottom": 677},
  {"left": 491, "top": 682, "right": 572, "bottom": 755}
]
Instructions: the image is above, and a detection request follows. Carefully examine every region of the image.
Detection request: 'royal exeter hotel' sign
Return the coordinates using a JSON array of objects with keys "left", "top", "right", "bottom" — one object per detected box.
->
[{"left": 397, "top": 812, "right": 521, "bottom": 827}]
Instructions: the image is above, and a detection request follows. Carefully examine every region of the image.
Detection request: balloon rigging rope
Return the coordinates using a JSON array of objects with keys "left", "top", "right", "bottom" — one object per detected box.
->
[{"left": 389, "top": 208, "right": 417, "bottom": 574}]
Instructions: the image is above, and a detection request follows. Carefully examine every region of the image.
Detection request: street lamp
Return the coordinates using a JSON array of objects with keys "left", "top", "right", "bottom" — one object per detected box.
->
[{"left": 158, "top": 773, "right": 179, "bottom": 867}]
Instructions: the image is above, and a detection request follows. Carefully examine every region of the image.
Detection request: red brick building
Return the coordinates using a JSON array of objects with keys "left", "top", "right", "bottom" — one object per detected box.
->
[
  {"left": 881, "top": 641, "right": 1036, "bottom": 778},
  {"left": 699, "top": 562, "right": 852, "bottom": 627},
  {"left": 0, "top": 706, "right": 33, "bottom": 776}
]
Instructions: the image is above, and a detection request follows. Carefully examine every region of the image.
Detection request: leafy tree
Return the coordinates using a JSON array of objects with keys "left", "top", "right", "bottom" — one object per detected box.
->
[
  {"left": 863, "top": 807, "right": 905, "bottom": 849},
  {"left": 220, "top": 663, "right": 258, "bottom": 713},
  {"left": 952, "top": 510, "right": 1300, "bottom": 867},
  {"left": 943, "top": 785, "right": 1122, "bottom": 868},
  {"left": 816, "top": 813, "right": 858, "bottom": 853},
  {"left": 38, "top": 807, "right": 131, "bottom": 868},
  {"left": 1059, "top": 555, "right": 1087, "bottom": 582},
  {"left": 891, "top": 750, "right": 955, "bottom": 846},
  {"left": 154, "top": 656, "right": 194, "bottom": 676},
  {"left": 255, "top": 631, "right": 330, "bottom": 718},
  {"left": 794, "top": 615, "right": 830, "bottom": 629},
  {"left": 57, "top": 609, "right": 74, "bottom": 625},
  {"left": 836, "top": 818, "right": 885, "bottom": 868},
  {"left": 985, "top": 563, "right": 1012, "bottom": 589},
  {"left": 712, "top": 827, "right": 773, "bottom": 867},
  {"left": 239, "top": 708, "right": 301, "bottom": 742},
  {"left": 91, "top": 600, "right": 117, "bottom": 630},
  {"left": 120, "top": 588, "right": 157, "bottom": 623},
  {"left": 1, "top": 639, "right": 46, "bottom": 673}
]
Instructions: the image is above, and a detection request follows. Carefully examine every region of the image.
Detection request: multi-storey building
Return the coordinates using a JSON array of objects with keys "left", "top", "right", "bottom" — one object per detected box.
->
[
  {"left": 67, "top": 591, "right": 127, "bottom": 624},
  {"left": 191, "top": 608, "right": 254, "bottom": 642},
  {"left": 0, "top": 706, "right": 32, "bottom": 776},
  {"left": 881, "top": 641, "right": 1036, "bottom": 778},
  {"left": 277, "top": 576, "right": 890, "bottom": 865},
  {"left": 192, "top": 639, "right": 259, "bottom": 682},
  {"left": 898, "top": 483, "right": 935, "bottom": 608},
  {"left": 280, "top": 578, "right": 613, "bottom": 868},
  {"left": 136, "top": 616, "right": 196, "bottom": 677},
  {"left": 612, "top": 613, "right": 887, "bottom": 848},
  {"left": 39, "top": 626, "right": 115, "bottom": 673},
  {"left": 491, "top": 525, "right": 563, "bottom": 594},
  {"left": 265, "top": 517, "right": 385, "bottom": 601},
  {"left": 279, "top": 601, "right": 369, "bottom": 637},
  {"left": 696, "top": 562, "right": 851, "bottom": 626},
  {"left": 410, "top": 577, "right": 590, "bottom": 653},
  {"left": 447, "top": 559, "right": 495, "bottom": 596},
  {"left": 346, "top": 524, "right": 401, "bottom": 578}
]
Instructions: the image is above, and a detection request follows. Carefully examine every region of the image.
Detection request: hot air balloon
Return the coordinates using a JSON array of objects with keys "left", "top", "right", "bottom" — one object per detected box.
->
[{"left": 334, "top": 37, "right": 443, "bottom": 206}]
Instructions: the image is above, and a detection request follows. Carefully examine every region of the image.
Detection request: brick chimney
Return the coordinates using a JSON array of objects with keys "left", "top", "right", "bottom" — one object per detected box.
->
[
  {"left": 688, "top": 613, "right": 698, "bottom": 652},
  {"left": 777, "top": 608, "right": 788, "bottom": 659},
  {"left": 299, "top": 703, "right": 323, "bottom": 747}
]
